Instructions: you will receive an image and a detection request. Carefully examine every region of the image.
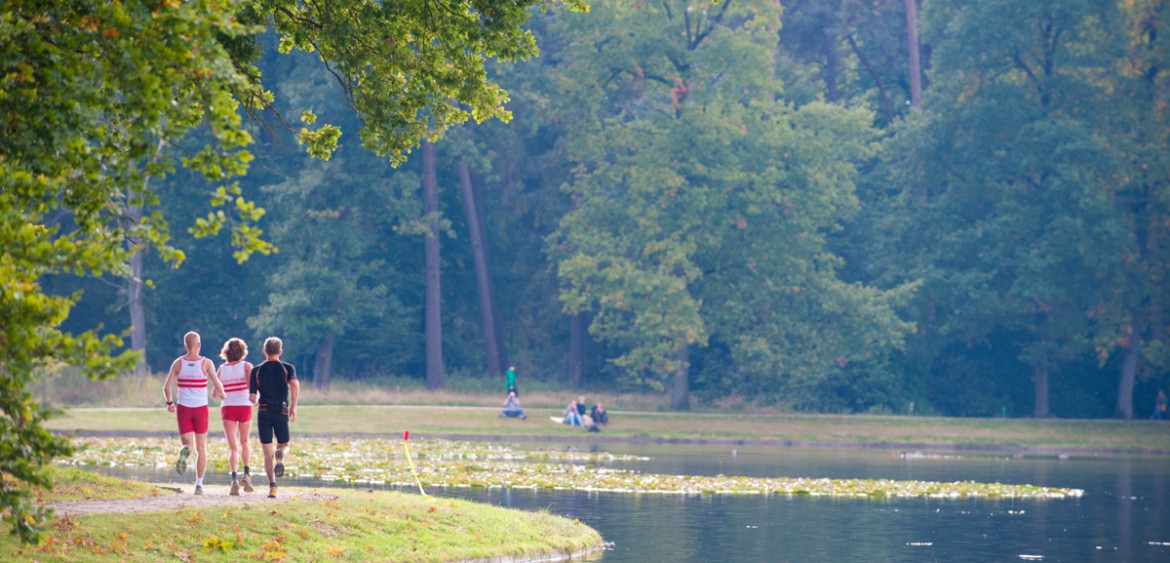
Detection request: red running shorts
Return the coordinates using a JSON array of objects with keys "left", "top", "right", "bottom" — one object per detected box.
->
[
  {"left": 176, "top": 404, "right": 210, "bottom": 434},
  {"left": 220, "top": 405, "right": 254, "bottom": 423}
]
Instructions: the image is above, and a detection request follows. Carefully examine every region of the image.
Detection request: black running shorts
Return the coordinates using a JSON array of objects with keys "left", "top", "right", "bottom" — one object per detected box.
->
[{"left": 256, "top": 415, "right": 290, "bottom": 445}]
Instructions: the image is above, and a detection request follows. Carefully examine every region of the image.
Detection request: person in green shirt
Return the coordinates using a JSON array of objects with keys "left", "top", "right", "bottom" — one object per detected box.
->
[{"left": 506, "top": 365, "right": 518, "bottom": 396}]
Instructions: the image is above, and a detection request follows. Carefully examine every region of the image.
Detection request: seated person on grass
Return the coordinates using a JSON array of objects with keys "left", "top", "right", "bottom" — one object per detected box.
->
[
  {"left": 563, "top": 401, "right": 585, "bottom": 427},
  {"left": 590, "top": 402, "right": 609, "bottom": 427},
  {"left": 576, "top": 395, "right": 594, "bottom": 426},
  {"left": 501, "top": 391, "right": 526, "bottom": 419}
]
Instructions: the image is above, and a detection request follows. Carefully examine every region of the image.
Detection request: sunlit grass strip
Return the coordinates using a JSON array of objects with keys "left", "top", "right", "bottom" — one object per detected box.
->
[
  {"left": 4, "top": 483, "right": 602, "bottom": 562},
  {"left": 62, "top": 437, "right": 1084, "bottom": 500},
  {"left": 2, "top": 467, "right": 160, "bottom": 504},
  {"left": 48, "top": 405, "right": 1170, "bottom": 453}
]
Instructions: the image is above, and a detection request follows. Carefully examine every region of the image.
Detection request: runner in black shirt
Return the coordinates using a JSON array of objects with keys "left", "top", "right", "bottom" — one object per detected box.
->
[{"left": 249, "top": 336, "right": 299, "bottom": 498}]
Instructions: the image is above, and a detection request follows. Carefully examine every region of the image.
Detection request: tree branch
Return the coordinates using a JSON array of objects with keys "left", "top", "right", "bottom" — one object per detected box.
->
[
  {"left": 690, "top": 0, "right": 732, "bottom": 50},
  {"left": 847, "top": 35, "right": 894, "bottom": 122}
]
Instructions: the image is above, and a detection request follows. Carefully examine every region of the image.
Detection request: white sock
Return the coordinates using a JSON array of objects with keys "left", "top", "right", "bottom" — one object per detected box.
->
[{"left": 195, "top": 476, "right": 204, "bottom": 487}]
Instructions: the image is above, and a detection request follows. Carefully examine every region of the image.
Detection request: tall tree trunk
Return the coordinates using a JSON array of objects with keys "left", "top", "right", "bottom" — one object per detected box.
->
[
  {"left": 569, "top": 314, "right": 583, "bottom": 389},
  {"left": 905, "top": 0, "right": 923, "bottom": 107},
  {"left": 821, "top": 12, "right": 839, "bottom": 103},
  {"left": 670, "top": 343, "right": 691, "bottom": 411},
  {"left": 423, "top": 141, "right": 445, "bottom": 389},
  {"left": 124, "top": 138, "right": 164, "bottom": 376},
  {"left": 1032, "top": 310, "right": 1051, "bottom": 418},
  {"left": 127, "top": 203, "right": 148, "bottom": 375},
  {"left": 313, "top": 333, "right": 334, "bottom": 389},
  {"left": 458, "top": 157, "right": 502, "bottom": 377},
  {"left": 1033, "top": 362, "right": 1050, "bottom": 418},
  {"left": 1115, "top": 339, "right": 1138, "bottom": 419},
  {"left": 470, "top": 169, "right": 507, "bottom": 368},
  {"left": 1145, "top": 209, "right": 1165, "bottom": 344}
]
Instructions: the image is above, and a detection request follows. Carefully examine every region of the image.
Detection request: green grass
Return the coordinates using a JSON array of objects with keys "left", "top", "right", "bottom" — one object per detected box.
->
[
  {"left": 0, "top": 469, "right": 602, "bottom": 562},
  {"left": 46, "top": 405, "right": 1170, "bottom": 452},
  {"left": 2, "top": 467, "right": 159, "bottom": 504}
]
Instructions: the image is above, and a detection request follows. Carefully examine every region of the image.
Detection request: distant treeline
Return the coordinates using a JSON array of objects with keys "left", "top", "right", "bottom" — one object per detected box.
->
[{"left": 50, "top": 0, "right": 1170, "bottom": 419}]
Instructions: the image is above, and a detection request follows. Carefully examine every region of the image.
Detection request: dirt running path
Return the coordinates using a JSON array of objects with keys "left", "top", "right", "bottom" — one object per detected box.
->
[{"left": 49, "top": 483, "right": 340, "bottom": 516}]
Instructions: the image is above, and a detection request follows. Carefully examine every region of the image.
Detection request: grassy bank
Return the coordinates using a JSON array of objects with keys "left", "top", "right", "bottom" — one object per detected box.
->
[
  {"left": 8, "top": 467, "right": 159, "bottom": 503},
  {"left": 46, "top": 405, "right": 1170, "bottom": 453},
  {"left": 1, "top": 468, "right": 602, "bottom": 562}
]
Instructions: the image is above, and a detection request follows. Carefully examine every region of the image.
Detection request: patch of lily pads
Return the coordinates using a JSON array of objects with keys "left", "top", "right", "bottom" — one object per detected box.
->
[{"left": 61, "top": 437, "right": 1083, "bottom": 500}]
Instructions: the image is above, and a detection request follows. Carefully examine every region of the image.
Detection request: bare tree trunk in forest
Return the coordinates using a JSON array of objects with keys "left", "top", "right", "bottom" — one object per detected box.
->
[
  {"left": 469, "top": 169, "right": 507, "bottom": 368},
  {"left": 1148, "top": 212, "right": 1165, "bottom": 343},
  {"left": 1115, "top": 340, "right": 1138, "bottom": 419},
  {"left": 821, "top": 12, "right": 839, "bottom": 102},
  {"left": 670, "top": 344, "right": 691, "bottom": 411},
  {"left": 1033, "top": 362, "right": 1050, "bottom": 418},
  {"left": 313, "top": 333, "right": 334, "bottom": 389},
  {"left": 569, "top": 314, "right": 583, "bottom": 389},
  {"left": 1031, "top": 309, "right": 1051, "bottom": 418},
  {"left": 1115, "top": 210, "right": 1165, "bottom": 419},
  {"left": 458, "top": 157, "right": 502, "bottom": 377},
  {"left": 127, "top": 203, "right": 148, "bottom": 375},
  {"left": 423, "top": 141, "right": 445, "bottom": 389},
  {"left": 905, "top": 0, "right": 922, "bottom": 107},
  {"left": 126, "top": 142, "right": 163, "bottom": 377}
]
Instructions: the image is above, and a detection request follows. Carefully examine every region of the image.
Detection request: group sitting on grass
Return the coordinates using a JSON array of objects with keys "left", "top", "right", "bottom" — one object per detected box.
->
[{"left": 563, "top": 395, "right": 608, "bottom": 432}]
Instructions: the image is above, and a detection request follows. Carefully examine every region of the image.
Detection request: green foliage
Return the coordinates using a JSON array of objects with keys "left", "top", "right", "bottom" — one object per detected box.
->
[
  {"left": 248, "top": 155, "right": 423, "bottom": 379},
  {"left": 0, "top": 0, "right": 258, "bottom": 542},
  {"left": 546, "top": 1, "right": 913, "bottom": 395},
  {"left": 254, "top": 0, "right": 587, "bottom": 165},
  {"left": 778, "top": 0, "right": 915, "bottom": 123},
  {"left": 866, "top": 0, "right": 1161, "bottom": 417}
]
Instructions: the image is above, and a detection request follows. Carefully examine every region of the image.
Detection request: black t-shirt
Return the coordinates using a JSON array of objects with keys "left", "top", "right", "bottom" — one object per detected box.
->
[{"left": 250, "top": 360, "right": 296, "bottom": 419}]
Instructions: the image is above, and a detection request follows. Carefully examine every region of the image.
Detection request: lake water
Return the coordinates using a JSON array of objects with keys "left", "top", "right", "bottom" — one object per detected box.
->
[{"left": 90, "top": 442, "right": 1170, "bottom": 562}]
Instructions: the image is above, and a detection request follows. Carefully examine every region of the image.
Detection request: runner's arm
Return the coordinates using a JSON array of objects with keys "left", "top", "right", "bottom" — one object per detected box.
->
[
  {"left": 162, "top": 359, "right": 180, "bottom": 411},
  {"left": 248, "top": 364, "right": 259, "bottom": 406},
  {"left": 288, "top": 377, "right": 300, "bottom": 423},
  {"left": 207, "top": 359, "right": 226, "bottom": 400}
]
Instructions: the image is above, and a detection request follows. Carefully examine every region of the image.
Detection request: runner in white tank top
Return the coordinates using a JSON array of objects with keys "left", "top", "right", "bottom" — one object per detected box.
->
[
  {"left": 217, "top": 337, "right": 255, "bottom": 495},
  {"left": 219, "top": 361, "right": 252, "bottom": 406},
  {"left": 162, "top": 332, "right": 225, "bottom": 495},
  {"left": 176, "top": 356, "right": 211, "bottom": 408}
]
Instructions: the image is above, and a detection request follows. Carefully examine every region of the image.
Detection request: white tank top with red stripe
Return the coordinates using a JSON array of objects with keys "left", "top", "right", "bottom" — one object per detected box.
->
[
  {"left": 219, "top": 361, "right": 252, "bottom": 407},
  {"left": 176, "top": 356, "right": 209, "bottom": 407}
]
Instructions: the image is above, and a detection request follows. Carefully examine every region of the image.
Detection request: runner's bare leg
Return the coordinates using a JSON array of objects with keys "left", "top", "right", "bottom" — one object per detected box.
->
[
  {"left": 262, "top": 442, "right": 276, "bottom": 483},
  {"left": 238, "top": 420, "right": 251, "bottom": 472},
  {"left": 222, "top": 419, "right": 240, "bottom": 475},
  {"left": 194, "top": 432, "right": 208, "bottom": 479}
]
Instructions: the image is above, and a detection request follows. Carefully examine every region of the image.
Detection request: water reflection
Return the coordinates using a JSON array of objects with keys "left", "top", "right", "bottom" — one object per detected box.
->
[{"left": 86, "top": 444, "right": 1169, "bottom": 562}]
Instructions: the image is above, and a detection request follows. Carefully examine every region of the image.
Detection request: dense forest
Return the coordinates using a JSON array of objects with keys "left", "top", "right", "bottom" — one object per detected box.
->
[{"left": 38, "top": 0, "right": 1170, "bottom": 419}]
